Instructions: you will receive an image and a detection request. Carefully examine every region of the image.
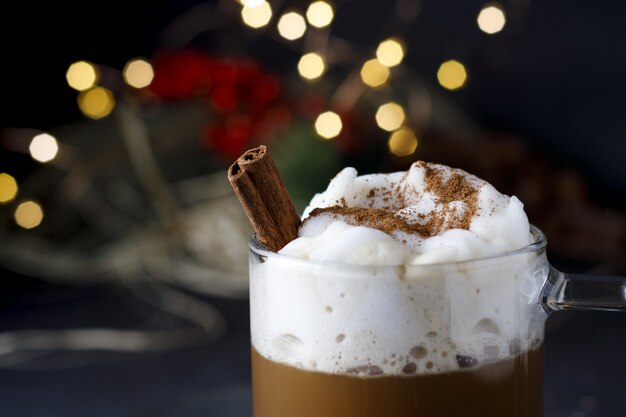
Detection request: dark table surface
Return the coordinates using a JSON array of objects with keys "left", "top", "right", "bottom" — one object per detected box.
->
[{"left": 0, "top": 270, "right": 624, "bottom": 417}]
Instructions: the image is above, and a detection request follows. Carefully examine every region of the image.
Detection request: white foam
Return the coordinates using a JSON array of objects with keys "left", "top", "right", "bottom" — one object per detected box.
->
[
  {"left": 296, "top": 162, "right": 531, "bottom": 263},
  {"left": 251, "top": 252, "right": 547, "bottom": 375},
  {"left": 250, "top": 161, "right": 546, "bottom": 376}
]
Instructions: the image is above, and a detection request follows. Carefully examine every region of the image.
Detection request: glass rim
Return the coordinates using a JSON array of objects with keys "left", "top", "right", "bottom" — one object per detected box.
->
[{"left": 249, "top": 225, "right": 547, "bottom": 268}]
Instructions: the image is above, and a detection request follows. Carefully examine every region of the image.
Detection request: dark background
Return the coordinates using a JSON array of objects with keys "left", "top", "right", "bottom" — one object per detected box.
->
[
  {"left": 1, "top": 1, "right": 625, "bottom": 416},
  {"left": 3, "top": 0, "right": 626, "bottom": 193}
]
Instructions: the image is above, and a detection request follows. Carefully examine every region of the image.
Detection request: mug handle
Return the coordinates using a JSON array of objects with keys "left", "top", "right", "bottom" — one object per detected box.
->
[{"left": 542, "top": 266, "right": 626, "bottom": 313}]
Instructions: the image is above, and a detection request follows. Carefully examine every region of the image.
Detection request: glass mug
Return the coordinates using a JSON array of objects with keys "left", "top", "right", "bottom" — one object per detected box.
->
[{"left": 248, "top": 226, "right": 626, "bottom": 417}]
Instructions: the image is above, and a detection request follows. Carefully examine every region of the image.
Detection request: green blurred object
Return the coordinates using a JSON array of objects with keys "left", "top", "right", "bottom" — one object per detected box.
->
[{"left": 271, "top": 122, "right": 342, "bottom": 214}]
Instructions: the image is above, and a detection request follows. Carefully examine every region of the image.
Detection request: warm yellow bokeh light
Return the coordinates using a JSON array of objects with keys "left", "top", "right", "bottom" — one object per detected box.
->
[
  {"left": 376, "top": 38, "right": 405, "bottom": 67},
  {"left": 277, "top": 12, "right": 307, "bottom": 40},
  {"left": 477, "top": 3, "right": 506, "bottom": 34},
  {"left": 123, "top": 58, "right": 154, "bottom": 89},
  {"left": 78, "top": 87, "right": 116, "bottom": 119},
  {"left": 66, "top": 61, "right": 99, "bottom": 91},
  {"left": 241, "top": 1, "right": 273, "bottom": 29},
  {"left": 297, "top": 53, "right": 325, "bottom": 80},
  {"left": 437, "top": 60, "right": 467, "bottom": 90},
  {"left": 314, "top": 111, "right": 342, "bottom": 139},
  {"left": 360, "top": 59, "right": 390, "bottom": 88},
  {"left": 375, "top": 102, "right": 405, "bottom": 132},
  {"left": 0, "top": 173, "right": 18, "bottom": 204},
  {"left": 388, "top": 127, "right": 418, "bottom": 156},
  {"left": 306, "top": 1, "right": 334, "bottom": 28},
  {"left": 14, "top": 200, "right": 44, "bottom": 229},
  {"left": 29, "top": 133, "right": 59, "bottom": 163}
]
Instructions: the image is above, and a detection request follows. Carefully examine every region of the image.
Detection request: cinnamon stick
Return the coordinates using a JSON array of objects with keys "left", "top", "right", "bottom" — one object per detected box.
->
[{"left": 228, "top": 146, "right": 301, "bottom": 252}]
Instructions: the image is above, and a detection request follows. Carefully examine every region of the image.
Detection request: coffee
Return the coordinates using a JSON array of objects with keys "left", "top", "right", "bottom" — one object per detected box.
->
[
  {"left": 248, "top": 161, "right": 547, "bottom": 416},
  {"left": 252, "top": 345, "right": 543, "bottom": 417}
]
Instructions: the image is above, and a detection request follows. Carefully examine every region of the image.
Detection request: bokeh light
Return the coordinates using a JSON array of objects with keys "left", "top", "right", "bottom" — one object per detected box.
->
[
  {"left": 241, "top": 1, "right": 272, "bottom": 29},
  {"left": 298, "top": 53, "right": 325, "bottom": 80},
  {"left": 314, "top": 111, "right": 342, "bottom": 139},
  {"left": 78, "top": 87, "right": 116, "bottom": 119},
  {"left": 437, "top": 60, "right": 467, "bottom": 90},
  {"left": 29, "top": 133, "right": 59, "bottom": 163},
  {"left": 66, "top": 61, "right": 99, "bottom": 91},
  {"left": 388, "top": 127, "right": 418, "bottom": 156},
  {"left": 123, "top": 58, "right": 154, "bottom": 88},
  {"left": 277, "top": 12, "right": 307, "bottom": 40},
  {"left": 376, "top": 38, "right": 405, "bottom": 67},
  {"left": 477, "top": 3, "right": 506, "bottom": 34},
  {"left": 0, "top": 173, "right": 18, "bottom": 204},
  {"left": 14, "top": 200, "right": 44, "bottom": 229},
  {"left": 375, "top": 102, "right": 405, "bottom": 131},
  {"left": 360, "top": 59, "right": 390, "bottom": 88},
  {"left": 306, "top": 1, "right": 334, "bottom": 28}
]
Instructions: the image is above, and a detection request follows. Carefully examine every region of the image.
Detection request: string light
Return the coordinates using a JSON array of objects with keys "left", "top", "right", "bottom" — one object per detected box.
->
[
  {"left": 29, "top": 133, "right": 59, "bottom": 163},
  {"left": 437, "top": 60, "right": 467, "bottom": 90},
  {"left": 314, "top": 111, "right": 342, "bottom": 139},
  {"left": 123, "top": 58, "right": 154, "bottom": 88},
  {"left": 14, "top": 200, "right": 44, "bottom": 229},
  {"left": 277, "top": 12, "right": 307, "bottom": 40},
  {"left": 360, "top": 59, "right": 390, "bottom": 88},
  {"left": 376, "top": 38, "right": 405, "bottom": 67},
  {"left": 0, "top": 173, "right": 18, "bottom": 204},
  {"left": 66, "top": 61, "right": 99, "bottom": 91},
  {"left": 477, "top": 3, "right": 506, "bottom": 34},
  {"left": 306, "top": 1, "right": 334, "bottom": 28},
  {"left": 298, "top": 53, "right": 325, "bottom": 80},
  {"left": 388, "top": 127, "right": 418, "bottom": 156},
  {"left": 78, "top": 86, "right": 116, "bottom": 119},
  {"left": 375, "top": 102, "right": 405, "bottom": 131},
  {"left": 241, "top": 1, "right": 272, "bottom": 29}
]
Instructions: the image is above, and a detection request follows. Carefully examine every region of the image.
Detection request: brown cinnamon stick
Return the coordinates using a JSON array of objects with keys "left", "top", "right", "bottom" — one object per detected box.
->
[{"left": 228, "top": 146, "right": 301, "bottom": 252}]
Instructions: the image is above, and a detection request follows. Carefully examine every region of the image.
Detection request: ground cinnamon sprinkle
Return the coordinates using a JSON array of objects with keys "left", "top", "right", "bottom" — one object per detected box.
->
[
  {"left": 307, "top": 162, "right": 480, "bottom": 239},
  {"left": 419, "top": 161, "right": 479, "bottom": 234},
  {"left": 308, "top": 206, "right": 433, "bottom": 236}
]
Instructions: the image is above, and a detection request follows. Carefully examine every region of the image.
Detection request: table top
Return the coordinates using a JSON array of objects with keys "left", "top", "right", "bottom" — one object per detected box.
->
[{"left": 0, "top": 273, "right": 624, "bottom": 417}]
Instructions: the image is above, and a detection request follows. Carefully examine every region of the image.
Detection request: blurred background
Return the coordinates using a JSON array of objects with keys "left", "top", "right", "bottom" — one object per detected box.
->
[{"left": 0, "top": 0, "right": 625, "bottom": 416}]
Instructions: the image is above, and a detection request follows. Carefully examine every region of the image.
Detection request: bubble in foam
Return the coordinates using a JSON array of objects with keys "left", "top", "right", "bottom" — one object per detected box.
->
[
  {"left": 472, "top": 318, "right": 500, "bottom": 335},
  {"left": 409, "top": 346, "right": 428, "bottom": 359},
  {"left": 456, "top": 354, "right": 478, "bottom": 368},
  {"left": 271, "top": 334, "right": 305, "bottom": 358},
  {"left": 402, "top": 363, "right": 417, "bottom": 374}
]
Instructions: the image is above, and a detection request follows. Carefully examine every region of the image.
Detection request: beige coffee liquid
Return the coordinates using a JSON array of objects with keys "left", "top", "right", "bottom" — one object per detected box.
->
[{"left": 252, "top": 345, "right": 543, "bottom": 417}]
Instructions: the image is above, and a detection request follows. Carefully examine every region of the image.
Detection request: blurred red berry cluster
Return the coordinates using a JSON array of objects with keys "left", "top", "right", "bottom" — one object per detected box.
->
[{"left": 150, "top": 50, "right": 292, "bottom": 159}]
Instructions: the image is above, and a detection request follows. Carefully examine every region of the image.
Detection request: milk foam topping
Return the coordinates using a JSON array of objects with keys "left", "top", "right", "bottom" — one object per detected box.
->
[{"left": 250, "top": 162, "right": 546, "bottom": 376}]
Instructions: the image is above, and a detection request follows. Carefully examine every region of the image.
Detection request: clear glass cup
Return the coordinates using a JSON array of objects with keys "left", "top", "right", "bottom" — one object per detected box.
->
[{"left": 248, "top": 226, "right": 626, "bottom": 417}]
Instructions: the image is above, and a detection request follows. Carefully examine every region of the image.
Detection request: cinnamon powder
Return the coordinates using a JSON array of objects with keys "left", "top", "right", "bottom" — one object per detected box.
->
[{"left": 308, "top": 162, "right": 480, "bottom": 238}]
